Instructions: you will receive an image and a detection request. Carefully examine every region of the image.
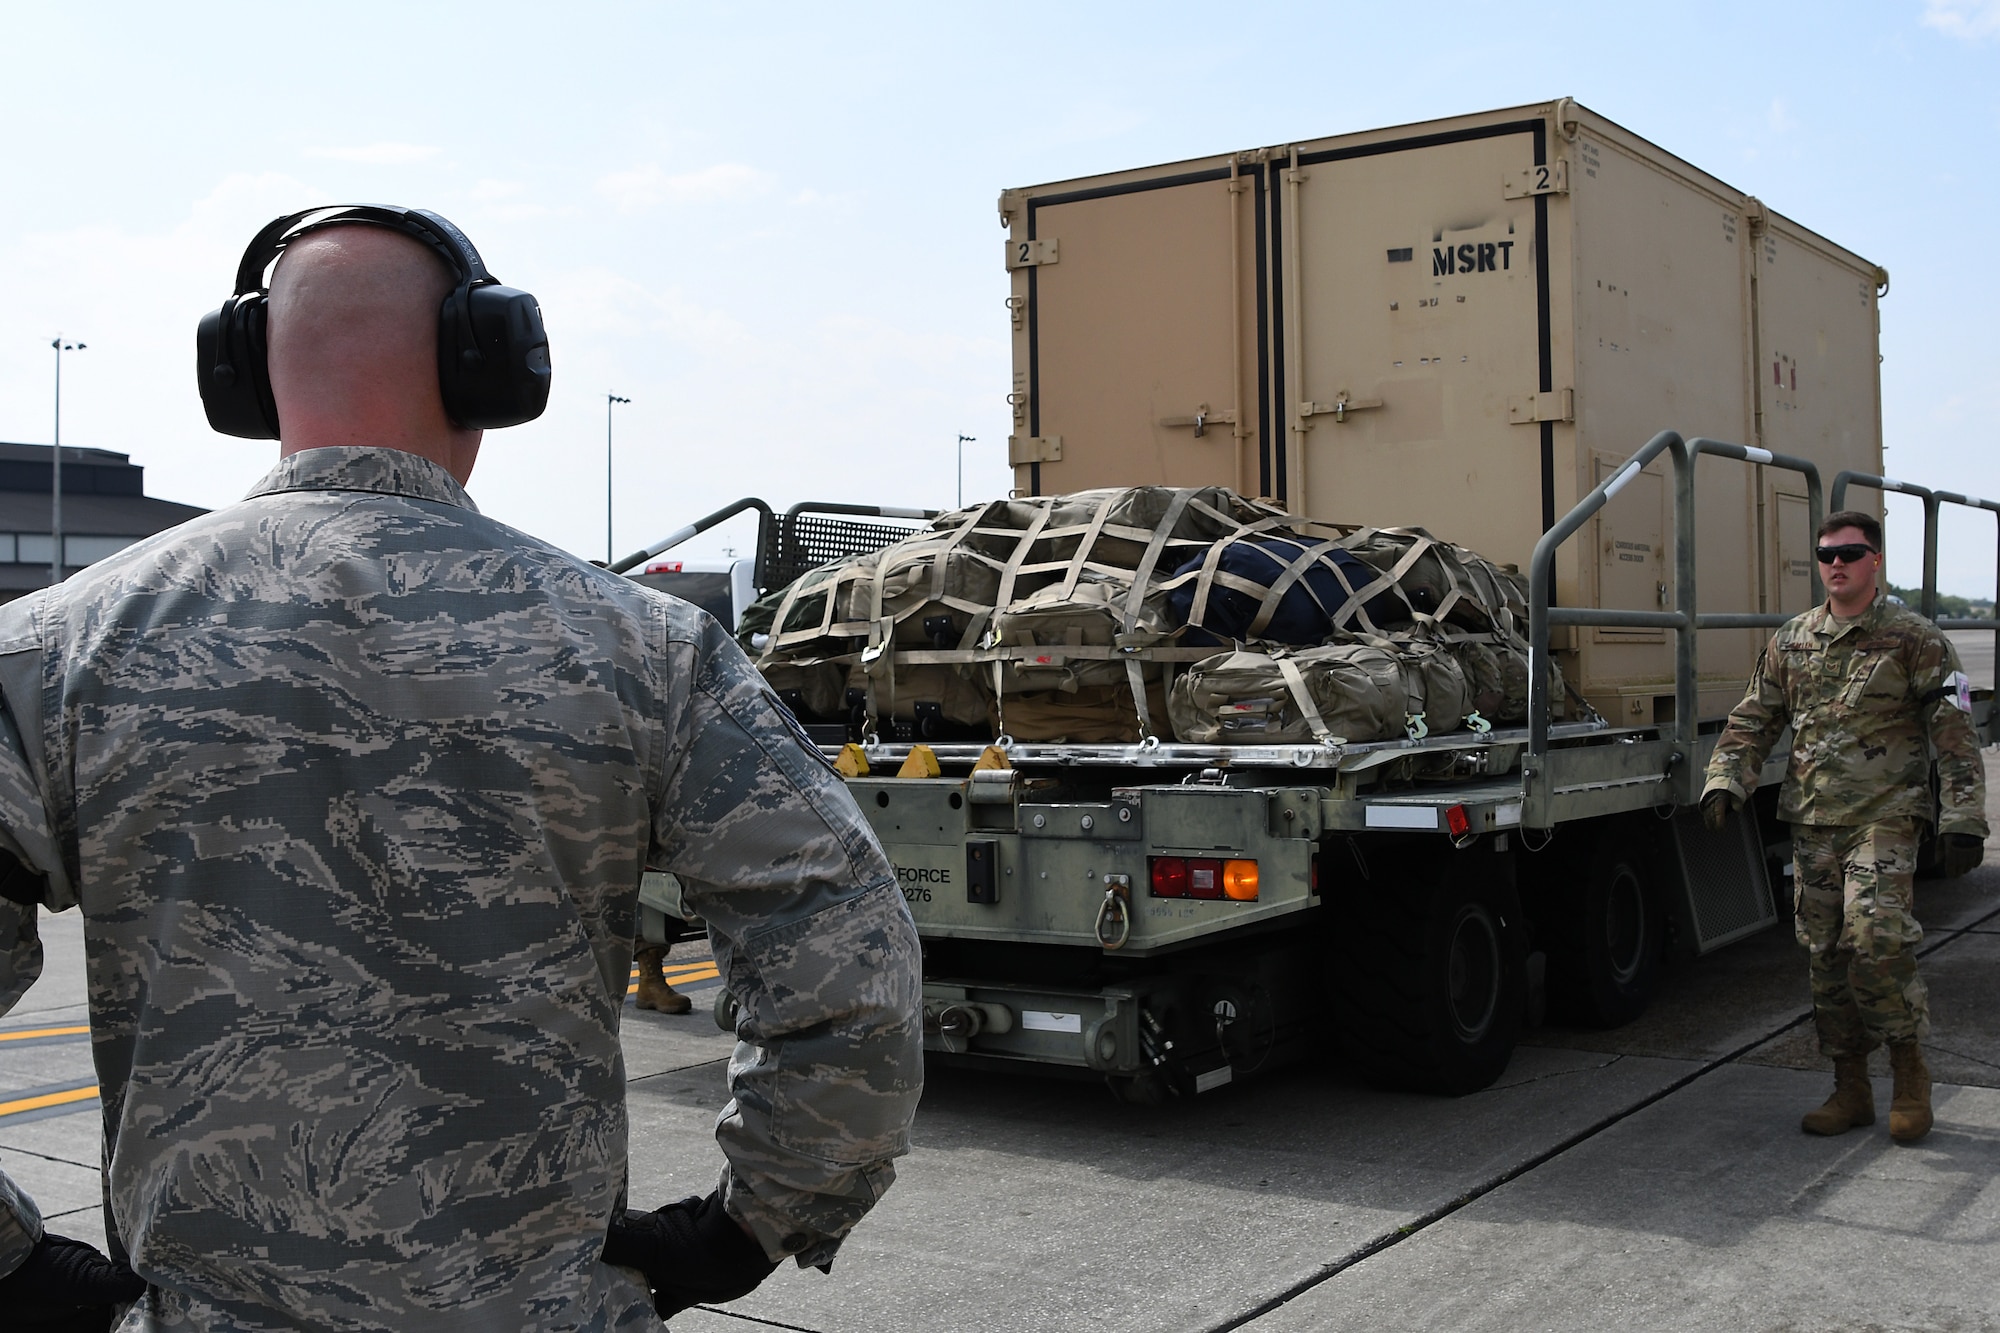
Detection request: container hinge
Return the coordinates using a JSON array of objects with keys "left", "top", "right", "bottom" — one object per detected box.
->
[
  {"left": 1006, "top": 237, "right": 1059, "bottom": 270},
  {"left": 1504, "top": 160, "right": 1569, "bottom": 199},
  {"left": 1158, "top": 404, "right": 1239, "bottom": 437},
  {"left": 997, "top": 189, "right": 1025, "bottom": 228},
  {"left": 1508, "top": 388, "right": 1574, "bottom": 424},
  {"left": 1007, "top": 435, "right": 1063, "bottom": 465}
]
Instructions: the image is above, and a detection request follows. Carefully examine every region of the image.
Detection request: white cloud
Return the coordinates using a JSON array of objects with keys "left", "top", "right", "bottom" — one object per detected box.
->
[
  {"left": 1766, "top": 97, "right": 1797, "bottom": 134},
  {"left": 1922, "top": 0, "right": 2000, "bottom": 39},
  {"left": 304, "top": 143, "right": 441, "bottom": 164},
  {"left": 594, "top": 163, "right": 775, "bottom": 213}
]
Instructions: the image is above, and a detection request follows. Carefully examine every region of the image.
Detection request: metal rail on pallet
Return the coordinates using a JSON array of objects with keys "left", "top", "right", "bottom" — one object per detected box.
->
[
  {"left": 838, "top": 718, "right": 1616, "bottom": 773},
  {"left": 1525, "top": 431, "right": 1825, "bottom": 828}
]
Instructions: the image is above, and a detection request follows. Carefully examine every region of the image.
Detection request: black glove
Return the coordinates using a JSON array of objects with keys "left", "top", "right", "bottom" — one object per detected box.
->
[
  {"left": 1942, "top": 832, "right": 1985, "bottom": 878},
  {"left": 0, "top": 1232, "right": 146, "bottom": 1331},
  {"left": 602, "top": 1191, "right": 780, "bottom": 1320},
  {"left": 1700, "top": 789, "right": 1741, "bottom": 833}
]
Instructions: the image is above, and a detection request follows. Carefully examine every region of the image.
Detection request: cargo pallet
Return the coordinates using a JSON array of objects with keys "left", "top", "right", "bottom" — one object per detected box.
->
[{"left": 825, "top": 432, "right": 1995, "bottom": 1098}]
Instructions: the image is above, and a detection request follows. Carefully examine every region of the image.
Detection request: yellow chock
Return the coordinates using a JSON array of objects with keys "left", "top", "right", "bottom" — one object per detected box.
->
[
  {"left": 972, "top": 745, "right": 1012, "bottom": 772},
  {"left": 896, "top": 745, "right": 942, "bottom": 779},
  {"left": 834, "top": 744, "right": 869, "bottom": 778}
]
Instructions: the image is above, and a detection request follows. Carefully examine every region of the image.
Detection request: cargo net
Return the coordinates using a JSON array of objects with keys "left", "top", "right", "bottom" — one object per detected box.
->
[
  {"left": 741, "top": 486, "right": 1567, "bottom": 747},
  {"left": 767, "top": 514, "right": 930, "bottom": 589}
]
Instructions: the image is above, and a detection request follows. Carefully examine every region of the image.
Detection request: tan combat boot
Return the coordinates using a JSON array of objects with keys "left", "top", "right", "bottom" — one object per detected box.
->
[
  {"left": 1888, "top": 1042, "right": 1933, "bottom": 1143},
  {"left": 1801, "top": 1056, "right": 1875, "bottom": 1135},
  {"left": 633, "top": 946, "right": 691, "bottom": 1015}
]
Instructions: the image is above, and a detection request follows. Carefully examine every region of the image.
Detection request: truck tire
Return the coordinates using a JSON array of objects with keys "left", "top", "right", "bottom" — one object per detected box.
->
[
  {"left": 1546, "top": 831, "right": 1661, "bottom": 1028},
  {"left": 1332, "top": 859, "right": 1525, "bottom": 1095}
]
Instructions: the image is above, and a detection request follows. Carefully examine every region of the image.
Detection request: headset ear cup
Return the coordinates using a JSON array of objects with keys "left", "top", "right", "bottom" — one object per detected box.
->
[
  {"left": 436, "top": 286, "right": 473, "bottom": 427},
  {"left": 196, "top": 294, "right": 280, "bottom": 439},
  {"left": 439, "top": 284, "right": 551, "bottom": 430},
  {"left": 240, "top": 298, "right": 280, "bottom": 437}
]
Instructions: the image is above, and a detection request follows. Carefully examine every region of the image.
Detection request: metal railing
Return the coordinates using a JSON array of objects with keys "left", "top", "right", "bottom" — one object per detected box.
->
[
  {"left": 1829, "top": 472, "right": 1938, "bottom": 618},
  {"left": 611, "top": 497, "right": 775, "bottom": 578},
  {"left": 1830, "top": 472, "right": 2000, "bottom": 675},
  {"left": 1525, "top": 431, "right": 1824, "bottom": 827},
  {"left": 613, "top": 499, "right": 939, "bottom": 592}
]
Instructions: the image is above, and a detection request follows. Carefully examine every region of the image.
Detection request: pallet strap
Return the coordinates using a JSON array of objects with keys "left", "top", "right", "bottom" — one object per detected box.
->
[{"left": 1276, "top": 655, "right": 1340, "bottom": 745}]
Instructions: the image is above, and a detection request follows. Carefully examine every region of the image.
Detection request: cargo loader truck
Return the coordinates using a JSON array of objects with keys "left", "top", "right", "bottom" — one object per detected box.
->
[{"left": 621, "top": 99, "right": 2000, "bottom": 1099}]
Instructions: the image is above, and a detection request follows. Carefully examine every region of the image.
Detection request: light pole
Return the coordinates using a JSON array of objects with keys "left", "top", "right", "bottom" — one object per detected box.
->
[
  {"left": 51, "top": 337, "right": 86, "bottom": 586},
  {"left": 606, "top": 394, "right": 630, "bottom": 564},
  {"left": 957, "top": 434, "right": 976, "bottom": 508}
]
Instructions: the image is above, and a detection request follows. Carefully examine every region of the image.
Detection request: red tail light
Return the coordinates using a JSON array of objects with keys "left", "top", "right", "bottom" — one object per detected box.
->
[
  {"left": 1446, "top": 804, "right": 1471, "bottom": 838},
  {"left": 1152, "top": 856, "right": 1258, "bottom": 902}
]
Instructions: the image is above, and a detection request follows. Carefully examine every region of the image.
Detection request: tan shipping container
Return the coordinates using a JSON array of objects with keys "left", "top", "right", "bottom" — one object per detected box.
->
[{"left": 999, "top": 97, "right": 1886, "bottom": 722}]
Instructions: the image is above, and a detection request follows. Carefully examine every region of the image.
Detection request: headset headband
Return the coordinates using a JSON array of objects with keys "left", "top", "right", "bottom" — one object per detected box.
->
[{"left": 230, "top": 205, "right": 496, "bottom": 296}]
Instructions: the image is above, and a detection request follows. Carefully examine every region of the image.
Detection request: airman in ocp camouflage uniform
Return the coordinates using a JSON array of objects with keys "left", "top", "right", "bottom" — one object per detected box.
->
[
  {"left": 0, "top": 218, "right": 923, "bottom": 1329},
  {"left": 1703, "top": 509, "right": 1986, "bottom": 1145}
]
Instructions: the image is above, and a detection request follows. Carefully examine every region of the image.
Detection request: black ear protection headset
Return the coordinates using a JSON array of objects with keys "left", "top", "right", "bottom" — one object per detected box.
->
[{"left": 196, "top": 205, "right": 551, "bottom": 439}]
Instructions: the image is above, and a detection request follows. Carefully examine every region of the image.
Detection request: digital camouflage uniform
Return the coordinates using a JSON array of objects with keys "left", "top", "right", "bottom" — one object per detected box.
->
[
  {"left": 1703, "top": 592, "right": 1987, "bottom": 1059},
  {"left": 0, "top": 448, "right": 923, "bottom": 1330}
]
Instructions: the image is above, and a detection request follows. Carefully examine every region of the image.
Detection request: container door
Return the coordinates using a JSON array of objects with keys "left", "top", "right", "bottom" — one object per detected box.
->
[
  {"left": 1010, "top": 165, "right": 1262, "bottom": 497},
  {"left": 1774, "top": 491, "right": 1816, "bottom": 615},
  {"left": 1282, "top": 124, "right": 1552, "bottom": 565},
  {"left": 1592, "top": 451, "right": 1667, "bottom": 643},
  {"left": 1751, "top": 219, "right": 1884, "bottom": 508}
]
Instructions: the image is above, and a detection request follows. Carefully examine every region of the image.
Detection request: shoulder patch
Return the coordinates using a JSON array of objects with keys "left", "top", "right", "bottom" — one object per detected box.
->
[{"left": 765, "top": 689, "right": 841, "bottom": 775}]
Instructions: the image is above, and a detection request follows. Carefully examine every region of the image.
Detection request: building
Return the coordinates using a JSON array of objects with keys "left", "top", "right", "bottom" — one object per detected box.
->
[{"left": 0, "top": 443, "right": 208, "bottom": 603}]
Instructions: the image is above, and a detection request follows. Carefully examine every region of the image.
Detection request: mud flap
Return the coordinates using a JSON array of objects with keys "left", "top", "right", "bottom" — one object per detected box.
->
[{"left": 1665, "top": 804, "right": 1776, "bottom": 953}]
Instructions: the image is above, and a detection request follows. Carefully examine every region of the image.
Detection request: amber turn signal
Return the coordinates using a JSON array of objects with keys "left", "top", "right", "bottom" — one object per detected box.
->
[{"left": 1222, "top": 859, "right": 1259, "bottom": 901}]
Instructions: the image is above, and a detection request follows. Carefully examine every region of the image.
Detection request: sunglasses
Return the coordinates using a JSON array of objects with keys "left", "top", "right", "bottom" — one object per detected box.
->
[{"left": 1815, "top": 543, "right": 1877, "bottom": 565}]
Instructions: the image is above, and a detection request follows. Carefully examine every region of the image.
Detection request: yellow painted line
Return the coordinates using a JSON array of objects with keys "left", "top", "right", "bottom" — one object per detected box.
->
[
  {"left": 628, "top": 963, "right": 720, "bottom": 980},
  {"left": 0, "top": 1024, "right": 90, "bottom": 1043},
  {"left": 627, "top": 963, "right": 720, "bottom": 995},
  {"left": 0, "top": 1085, "right": 98, "bottom": 1118}
]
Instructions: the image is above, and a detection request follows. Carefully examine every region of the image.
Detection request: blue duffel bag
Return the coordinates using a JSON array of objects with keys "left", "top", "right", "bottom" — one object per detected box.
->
[{"left": 1165, "top": 535, "right": 1411, "bottom": 646}]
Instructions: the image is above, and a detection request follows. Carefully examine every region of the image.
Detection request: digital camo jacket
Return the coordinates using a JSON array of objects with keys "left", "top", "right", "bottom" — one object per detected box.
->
[
  {"left": 0, "top": 447, "right": 922, "bottom": 1330},
  {"left": 1703, "top": 593, "right": 1988, "bottom": 836}
]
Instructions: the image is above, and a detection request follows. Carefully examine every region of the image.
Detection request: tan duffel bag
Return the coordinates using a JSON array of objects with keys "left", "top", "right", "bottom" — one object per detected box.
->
[
  {"left": 998, "top": 679, "right": 1171, "bottom": 744},
  {"left": 1338, "top": 526, "right": 1526, "bottom": 638},
  {"left": 1384, "top": 635, "right": 1469, "bottom": 736},
  {"left": 1169, "top": 635, "right": 1473, "bottom": 745},
  {"left": 1169, "top": 643, "right": 1408, "bottom": 744},
  {"left": 1446, "top": 634, "right": 1567, "bottom": 724},
  {"left": 845, "top": 661, "right": 990, "bottom": 734},
  {"left": 760, "top": 660, "right": 846, "bottom": 721},
  {"left": 986, "top": 573, "right": 1175, "bottom": 696}
]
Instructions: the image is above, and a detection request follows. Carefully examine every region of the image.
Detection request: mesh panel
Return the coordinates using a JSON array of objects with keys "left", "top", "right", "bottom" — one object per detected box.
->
[
  {"left": 768, "top": 514, "right": 926, "bottom": 587},
  {"left": 1670, "top": 806, "right": 1777, "bottom": 952}
]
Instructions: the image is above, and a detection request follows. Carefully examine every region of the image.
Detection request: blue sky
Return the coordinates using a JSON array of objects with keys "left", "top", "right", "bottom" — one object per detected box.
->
[{"left": 2, "top": 1, "right": 1996, "bottom": 589}]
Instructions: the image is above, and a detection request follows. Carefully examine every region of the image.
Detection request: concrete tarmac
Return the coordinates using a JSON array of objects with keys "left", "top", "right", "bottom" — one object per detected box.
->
[
  {"left": 5, "top": 789, "right": 1998, "bottom": 1331},
  {"left": 1949, "top": 627, "right": 1996, "bottom": 693}
]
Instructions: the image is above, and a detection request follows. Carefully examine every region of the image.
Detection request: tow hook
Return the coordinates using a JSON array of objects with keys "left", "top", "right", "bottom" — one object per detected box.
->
[{"left": 1095, "top": 875, "right": 1133, "bottom": 949}]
